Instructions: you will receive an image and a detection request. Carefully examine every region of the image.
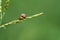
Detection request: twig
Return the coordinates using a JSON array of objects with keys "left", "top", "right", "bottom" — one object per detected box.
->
[
  {"left": 0, "top": 0, "right": 2, "bottom": 25},
  {"left": 2, "top": 0, "right": 10, "bottom": 18},
  {"left": 0, "top": 12, "right": 44, "bottom": 28},
  {"left": 4, "top": 0, "right": 10, "bottom": 12},
  {"left": 0, "top": 0, "right": 10, "bottom": 25}
]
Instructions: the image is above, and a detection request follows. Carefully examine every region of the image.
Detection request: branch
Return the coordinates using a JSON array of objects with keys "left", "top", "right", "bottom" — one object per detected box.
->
[
  {"left": 0, "top": 0, "right": 2, "bottom": 25},
  {"left": 0, "top": 0, "right": 10, "bottom": 25},
  {"left": 4, "top": 0, "right": 10, "bottom": 12},
  {"left": 0, "top": 12, "right": 44, "bottom": 28},
  {"left": 2, "top": 0, "right": 10, "bottom": 17}
]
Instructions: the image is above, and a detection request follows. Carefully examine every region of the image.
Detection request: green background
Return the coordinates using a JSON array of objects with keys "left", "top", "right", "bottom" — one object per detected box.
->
[{"left": 0, "top": 0, "right": 60, "bottom": 40}]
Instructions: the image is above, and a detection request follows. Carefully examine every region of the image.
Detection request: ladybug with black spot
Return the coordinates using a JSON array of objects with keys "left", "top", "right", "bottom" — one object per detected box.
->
[{"left": 19, "top": 13, "right": 26, "bottom": 20}]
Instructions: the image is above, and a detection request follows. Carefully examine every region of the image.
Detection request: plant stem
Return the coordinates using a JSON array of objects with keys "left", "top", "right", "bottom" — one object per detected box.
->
[
  {"left": 2, "top": 0, "right": 10, "bottom": 18},
  {"left": 0, "top": 0, "right": 10, "bottom": 25},
  {"left": 0, "top": 12, "right": 44, "bottom": 28},
  {"left": 0, "top": 0, "right": 2, "bottom": 25}
]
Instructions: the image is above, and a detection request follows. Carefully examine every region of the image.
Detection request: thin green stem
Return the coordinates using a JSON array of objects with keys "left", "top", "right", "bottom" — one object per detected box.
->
[
  {"left": 0, "top": 0, "right": 2, "bottom": 25},
  {"left": 0, "top": 12, "right": 44, "bottom": 28},
  {"left": 0, "top": 0, "right": 10, "bottom": 25},
  {"left": 4, "top": 0, "right": 10, "bottom": 12},
  {"left": 2, "top": 0, "right": 10, "bottom": 21}
]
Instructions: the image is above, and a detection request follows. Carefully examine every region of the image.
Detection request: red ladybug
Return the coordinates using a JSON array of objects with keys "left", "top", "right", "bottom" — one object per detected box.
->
[{"left": 19, "top": 13, "right": 26, "bottom": 20}]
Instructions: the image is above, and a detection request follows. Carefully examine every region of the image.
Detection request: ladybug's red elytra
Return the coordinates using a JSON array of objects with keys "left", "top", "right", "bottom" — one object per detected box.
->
[{"left": 19, "top": 13, "right": 26, "bottom": 20}]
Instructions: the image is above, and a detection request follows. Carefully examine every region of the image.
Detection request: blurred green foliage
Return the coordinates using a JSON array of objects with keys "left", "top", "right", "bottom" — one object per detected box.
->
[{"left": 0, "top": 0, "right": 60, "bottom": 40}]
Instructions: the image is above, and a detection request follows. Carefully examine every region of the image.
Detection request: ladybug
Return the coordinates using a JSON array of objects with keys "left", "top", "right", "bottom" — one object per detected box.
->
[{"left": 19, "top": 13, "right": 26, "bottom": 20}]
